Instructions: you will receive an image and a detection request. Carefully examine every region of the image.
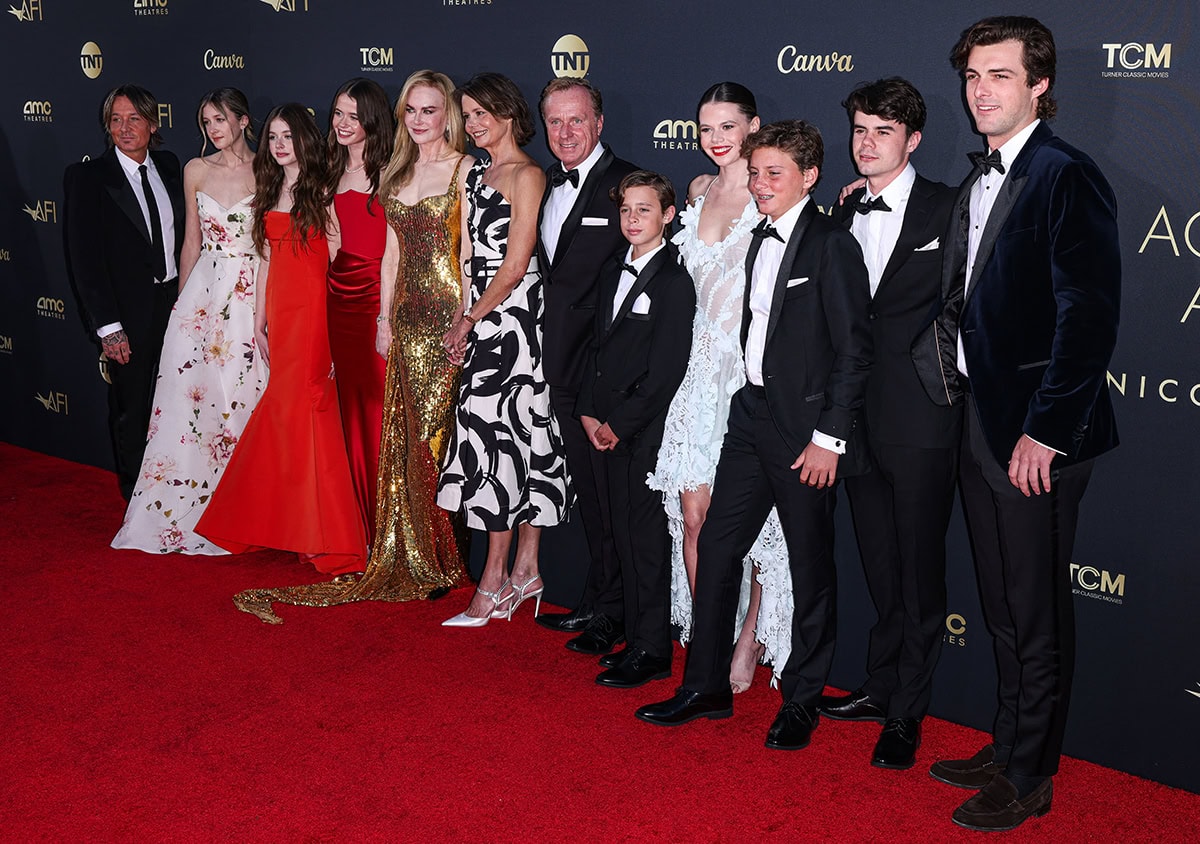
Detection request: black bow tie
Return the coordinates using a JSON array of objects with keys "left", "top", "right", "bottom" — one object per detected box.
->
[
  {"left": 854, "top": 195, "right": 891, "bottom": 215},
  {"left": 617, "top": 258, "right": 638, "bottom": 276},
  {"left": 751, "top": 220, "right": 784, "bottom": 243},
  {"left": 550, "top": 167, "right": 579, "bottom": 188},
  {"left": 968, "top": 149, "right": 1006, "bottom": 175}
]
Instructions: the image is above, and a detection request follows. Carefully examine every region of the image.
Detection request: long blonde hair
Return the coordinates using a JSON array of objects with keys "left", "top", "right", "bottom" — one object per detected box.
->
[{"left": 378, "top": 70, "right": 465, "bottom": 200}]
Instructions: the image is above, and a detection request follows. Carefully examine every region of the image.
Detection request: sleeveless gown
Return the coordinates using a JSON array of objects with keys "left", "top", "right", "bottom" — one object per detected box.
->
[
  {"left": 195, "top": 211, "right": 367, "bottom": 575},
  {"left": 437, "top": 159, "right": 573, "bottom": 529},
  {"left": 647, "top": 194, "right": 794, "bottom": 679},
  {"left": 231, "top": 163, "right": 470, "bottom": 623},
  {"left": 327, "top": 190, "right": 388, "bottom": 546},
  {"left": 112, "top": 191, "right": 265, "bottom": 554}
]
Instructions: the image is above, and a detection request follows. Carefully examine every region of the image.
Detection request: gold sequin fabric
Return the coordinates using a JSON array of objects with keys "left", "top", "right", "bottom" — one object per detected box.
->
[{"left": 233, "top": 160, "right": 469, "bottom": 624}]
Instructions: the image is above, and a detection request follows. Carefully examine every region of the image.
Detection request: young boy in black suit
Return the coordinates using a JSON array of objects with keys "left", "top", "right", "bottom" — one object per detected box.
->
[{"left": 576, "top": 171, "right": 696, "bottom": 689}]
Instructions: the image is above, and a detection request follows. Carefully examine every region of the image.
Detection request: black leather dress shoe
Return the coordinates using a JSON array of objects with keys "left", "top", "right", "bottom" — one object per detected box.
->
[
  {"left": 952, "top": 774, "right": 1052, "bottom": 831},
  {"left": 595, "top": 647, "right": 671, "bottom": 688},
  {"left": 818, "top": 688, "right": 886, "bottom": 722},
  {"left": 929, "top": 743, "right": 1008, "bottom": 789},
  {"left": 636, "top": 688, "right": 734, "bottom": 726},
  {"left": 566, "top": 613, "right": 624, "bottom": 655},
  {"left": 871, "top": 718, "right": 921, "bottom": 769},
  {"left": 598, "top": 646, "right": 629, "bottom": 668},
  {"left": 765, "top": 701, "right": 819, "bottom": 750},
  {"left": 535, "top": 606, "right": 594, "bottom": 632}
]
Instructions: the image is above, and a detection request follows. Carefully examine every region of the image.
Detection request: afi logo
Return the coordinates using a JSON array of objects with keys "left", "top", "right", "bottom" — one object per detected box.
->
[
  {"left": 1070, "top": 564, "right": 1126, "bottom": 596},
  {"left": 6, "top": 0, "right": 42, "bottom": 21},
  {"left": 261, "top": 0, "right": 307, "bottom": 11},
  {"left": 359, "top": 47, "right": 393, "bottom": 68},
  {"left": 35, "top": 391, "right": 68, "bottom": 413},
  {"left": 1102, "top": 43, "right": 1171, "bottom": 69},
  {"left": 23, "top": 200, "right": 56, "bottom": 223},
  {"left": 157, "top": 103, "right": 172, "bottom": 128}
]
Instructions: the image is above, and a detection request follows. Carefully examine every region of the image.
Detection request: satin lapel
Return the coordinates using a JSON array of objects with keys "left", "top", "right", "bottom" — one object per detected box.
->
[
  {"left": 102, "top": 149, "right": 151, "bottom": 244},
  {"left": 965, "top": 171, "right": 1028, "bottom": 303},
  {"left": 765, "top": 202, "right": 814, "bottom": 346},
  {"left": 741, "top": 232, "right": 763, "bottom": 349},
  {"left": 878, "top": 178, "right": 934, "bottom": 293},
  {"left": 941, "top": 171, "right": 978, "bottom": 301},
  {"left": 536, "top": 164, "right": 554, "bottom": 272},
  {"left": 552, "top": 146, "right": 614, "bottom": 269},
  {"left": 597, "top": 262, "right": 622, "bottom": 335},
  {"left": 605, "top": 247, "right": 670, "bottom": 339}
]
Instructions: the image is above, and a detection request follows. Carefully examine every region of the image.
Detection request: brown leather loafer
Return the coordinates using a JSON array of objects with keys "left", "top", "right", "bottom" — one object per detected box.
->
[
  {"left": 952, "top": 774, "right": 1052, "bottom": 831},
  {"left": 929, "top": 743, "right": 1007, "bottom": 789}
]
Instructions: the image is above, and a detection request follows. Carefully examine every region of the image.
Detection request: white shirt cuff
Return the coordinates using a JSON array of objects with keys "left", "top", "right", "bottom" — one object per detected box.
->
[
  {"left": 812, "top": 429, "right": 846, "bottom": 455},
  {"left": 97, "top": 322, "right": 123, "bottom": 339},
  {"left": 1025, "top": 434, "right": 1066, "bottom": 457}
]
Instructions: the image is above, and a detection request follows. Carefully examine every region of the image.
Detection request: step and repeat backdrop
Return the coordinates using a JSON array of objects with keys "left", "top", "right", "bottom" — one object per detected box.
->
[{"left": 1, "top": 0, "right": 1196, "bottom": 792}]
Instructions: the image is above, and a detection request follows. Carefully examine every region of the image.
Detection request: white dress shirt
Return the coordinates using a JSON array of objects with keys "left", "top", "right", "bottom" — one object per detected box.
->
[
  {"left": 540, "top": 141, "right": 605, "bottom": 264},
  {"left": 850, "top": 162, "right": 915, "bottom": 298},
  {"left": 611, "top": 240, "right": 665, "bottom": 321}
]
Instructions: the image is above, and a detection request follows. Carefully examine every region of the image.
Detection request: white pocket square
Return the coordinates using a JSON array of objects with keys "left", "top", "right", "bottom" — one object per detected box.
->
[
  {"left": 914, "top": 238, "right": 940, "bottom": 252},
  {"left": 631, "top": 292, "right": 652, "bottom": 314},
  {"left": 786, "top": 276, "right": 810, "bottom": 288},
  {"left": 581, "top": 216, "right": 608, "bottom": 226}
]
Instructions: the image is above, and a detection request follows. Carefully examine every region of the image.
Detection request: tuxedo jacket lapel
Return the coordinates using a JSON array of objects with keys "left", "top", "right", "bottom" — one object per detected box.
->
[
  {"left": 551, "top": 146, "right": 615, "bottom": 270},
  {"left": 965, "top": 171, "right": 1028, "bottom": 302},
  {"left": 765, "top": 202, "right": 814, "bottom": 346},
  {"left": 536, "top": 169, "right": 554, "bottom": 272},
  {"left": 877, "top": 180, "right": 935, "bottom": 293},
  {"left": 741, "top": 233, "right": 763, "bottom": 349},
  {"left": 604, "top": 247, "right": 670, "bottom": 337},
  {"left": 102, "top": 149, "right": 152, "bottom": 244}
]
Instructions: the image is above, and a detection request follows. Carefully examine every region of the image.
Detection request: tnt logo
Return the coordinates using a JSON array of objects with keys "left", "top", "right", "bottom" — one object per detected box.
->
[
  {"left": 22, "top": 200, "right": 56, "bottom": 223},
  {"left": 6, "top": 0, "right": 42, "bottom": 21},
  {"left": 80, "top": 41, "right": 102, "bottom": 78},
  {"left": 35, "top": 390, "right": 68, "bottom": 413},
  {"left": 1070, "top": 563, "right": 1126, "bottom": 603},
  {"left": 551, "top": 34, "right": 589, "bottom": 79},
  {"left": 23, "top": 100, "right": 52, "bottom": 121},
  {"left": 1103, "top": 43, "right": 1171, "bottom": 70},
  {"left": 359, "top": 47, "right": 393, "bottom": 71},
  {"left": 157, "top": 103, "right": 172, "bottom": 128}
]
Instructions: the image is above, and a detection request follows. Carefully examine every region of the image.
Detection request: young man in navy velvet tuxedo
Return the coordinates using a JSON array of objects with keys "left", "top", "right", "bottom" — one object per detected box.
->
[
  {"left": 914, "top": 17, "right": 1120, "bottom": 832},
  {"left": 576, "top": 171, "right": 695, "bottom": 689},
  {"left": 637, "top": 122, "right": 872, "bottom": 748},
  {"left": 819, "top": 78, "right": 961, "bottom": 772}
]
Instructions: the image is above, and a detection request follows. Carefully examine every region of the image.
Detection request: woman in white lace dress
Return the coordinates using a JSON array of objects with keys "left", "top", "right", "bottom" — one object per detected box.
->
[{"left": 648, "top": 83, "right": 792, "bottom": 690}]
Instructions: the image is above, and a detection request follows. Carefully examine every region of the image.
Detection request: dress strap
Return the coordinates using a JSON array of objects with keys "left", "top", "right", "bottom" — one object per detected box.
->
[
  {"left": 447, "top": 155, "right": 466, "bottom": 195},
  {"left": 699, "top": 174, "right": 718, "bottom": 201}
]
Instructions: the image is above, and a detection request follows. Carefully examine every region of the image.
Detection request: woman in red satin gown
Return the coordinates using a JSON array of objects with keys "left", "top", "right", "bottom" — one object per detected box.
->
[
  {"left": 196, "top": 104, "right": 367, "bottom": 574},
  {"left": 324, "top": 79, "right": 395, "bottom": 547}
]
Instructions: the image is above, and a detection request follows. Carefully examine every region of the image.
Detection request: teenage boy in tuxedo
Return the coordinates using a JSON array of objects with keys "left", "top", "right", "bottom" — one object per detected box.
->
[{"left": 576, "top": 171, "right": 696, "bottom": 689}]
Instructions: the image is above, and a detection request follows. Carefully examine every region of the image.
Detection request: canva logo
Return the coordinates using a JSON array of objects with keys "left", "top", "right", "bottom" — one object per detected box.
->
[
  {"left": 359, "top": 46, "right": 393, "bottom": 72},
  {"left": 1108, "top": 372, "right": 1200, "bottom": 407},
  {"left": 1102, "top": 42, "right": 1171, "bottom": 74},
  {"left": 652, "top": 119, "right": 698, "bottom": 151},
  {"left": 260, "top": 0, "right": 306, "bottom": 11},
  {"left": 1070, "top": 563, "right": 1125, "bottom": 604},
  {"left": 777, "top": 46, "right": 854, "bottom": 74},
  {"left": 22, "top": 200, "right": 56, "bottom": 223},
  {"left": 34, "top": 390, "right": 68, "bottom": 413},
  {"left": 551, "top": 34, "right": 589, "bottom": 79},
  {"left": 944, "top": 613, "right": 967, "bottom": 648},
  {"left": 0, "top": 247, "right": 11, "bottom": 261},
  {"left": 80, "top": 41, "right": 102, "bottom": 78},
  {"left": 6, "top": 0, "right": 41, "bottom": 21},
  {"left": 132, "top": 0, "right": 167, "bottom": 14},
  {"left": 36, "top": 295, "right": 66, "bottom": 319},
  {"left": 204, "top": 49, "right": 244, "bottom": 70},
  {"left": 23, "top": 100, "right": 51, "bottom": 122}
]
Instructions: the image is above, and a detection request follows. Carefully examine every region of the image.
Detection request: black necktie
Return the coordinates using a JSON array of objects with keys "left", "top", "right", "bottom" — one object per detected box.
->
[
  {"left": 968, "top": 149, "right": 1006, "bottom": 175},
  {"left": 853, "top": 195, "right": 891, "bottom": 215},
  {"left": 751, "top": 219, "right": 784, "bottom": 243},
  {"left": 616, "top": 257, "right": 638, "bottom": 276},
  {"left": 138, "top": 163, "right": 167, "bottom": 280},
  {"left": 550, "top": 167, "right": 579, "bottom": 188}
]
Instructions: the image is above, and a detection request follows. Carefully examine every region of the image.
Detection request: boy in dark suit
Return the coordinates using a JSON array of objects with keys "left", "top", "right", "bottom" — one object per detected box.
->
[{"left": 576, "top": 171, "right": 696, "bottom": 688}]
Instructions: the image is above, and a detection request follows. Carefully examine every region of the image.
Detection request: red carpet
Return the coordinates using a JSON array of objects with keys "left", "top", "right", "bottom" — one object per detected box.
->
[{"left": 1, "top": 442, "right": 1197, "bottom": 841}]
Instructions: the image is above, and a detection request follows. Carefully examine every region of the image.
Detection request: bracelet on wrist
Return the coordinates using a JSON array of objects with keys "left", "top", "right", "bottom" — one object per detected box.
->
[
  {"left": 376, "top": 314, "right": 389, "bottom": 325},
  {"left": 462, "top": 309, "right": 478, "bottom": 326}
]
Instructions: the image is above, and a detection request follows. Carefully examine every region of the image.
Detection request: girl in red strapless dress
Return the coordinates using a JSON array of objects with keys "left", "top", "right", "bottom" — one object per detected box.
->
[
  {"left": 324, "top": 79, "right": 395, "bottom": 546},
  {"left": 196, "top": 104, "right": 367, "bottom": 574}
]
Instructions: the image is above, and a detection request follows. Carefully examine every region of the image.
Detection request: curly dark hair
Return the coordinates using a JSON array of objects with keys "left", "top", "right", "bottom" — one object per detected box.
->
[
  {"left": 742, "top": 120, "right": 824, "bottom": 187},
  {"left": 950, "top": 16, "right": 1057, "bottom": 120},
  {"left": 842, "top": 77, "right": 926, "bottom": 135},
  {"left": 252, "top": 103, "right": 330, "bottom": 256}
]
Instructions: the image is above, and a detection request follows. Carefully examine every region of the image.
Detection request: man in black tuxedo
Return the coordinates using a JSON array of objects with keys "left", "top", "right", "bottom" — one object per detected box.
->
[
  {"left": 534, "top": 78, "right": 638, "bottom": 655},
  {"left": 914, "top": 17, "right": 1120, "bottom": 831},
  {"left": 819, "top": 78, "right": 961, "bottom": 771},
  {"left": 63, "top": 84, "right": 185, "bottom": 500},
  {"left": 638, "top": 121, "right": 872, "bottom": 750}
]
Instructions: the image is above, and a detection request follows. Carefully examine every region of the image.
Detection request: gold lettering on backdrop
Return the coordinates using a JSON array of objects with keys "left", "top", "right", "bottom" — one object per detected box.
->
[
  {"left": 776, "top": 46, "right": 855, "bottom": 74},
  {"left": 204, "top": 50, "right": 245, "bottom": 70},
  {"left": 1107, "top": 372, "right": 1200, "bottom": 407}
]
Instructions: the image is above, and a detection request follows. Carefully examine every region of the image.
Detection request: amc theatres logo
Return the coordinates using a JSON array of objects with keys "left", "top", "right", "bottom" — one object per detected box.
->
[
  {"left": 23, "top": 200, "right": 56, "bottom": 223},
  {"left": 777, "top": 47, "right": 855, "bottom": 74},
  {"left": 6, "top": 0, "right": 41, "bottom": 21},
  {"left": 359, "top": 46, "right": 393, "bottom": 73},
  {"left": 35, "top": 390, "right": 68, "bottom": 414},
  {"left": 23, "top": 100, "right": 51, "bottom": 122},
  {"left": 132, "top": 0, "right": 167, "bottom": 14},
  {"left": 551, "top": 34, "right": 589, "bottom": 79},
  {"left": 652, "top": 119, "right": 698, "bottom": 152},
  {"left": 944, "top": 613, "right": 967, "bottom": 648},
  {"left": 36, "top": 295, "right": 66, "bottom": 319},
  {"left": 260, "top": 0, "right": 307, "bottom": 11},
  {"left": 1070, "top": 563, "right": 1125, "bottom": 604}
]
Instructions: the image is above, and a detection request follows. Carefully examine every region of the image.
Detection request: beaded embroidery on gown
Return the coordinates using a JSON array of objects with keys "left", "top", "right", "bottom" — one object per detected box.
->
[
  {"left": 647, "top": 194, "right": 794, "bottom": 678},
  {"left": 112, "top": 192, "right": 265, "bottom": 554}
]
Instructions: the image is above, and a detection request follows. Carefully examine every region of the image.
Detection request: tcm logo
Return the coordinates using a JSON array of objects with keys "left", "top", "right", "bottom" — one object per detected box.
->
[
  {"left": 80, "top": 41, "right": 102, "bottom": 78},
  {"left": 652, "top": 119, "right": 698, "bottom": 151},
  {"left": 1102, "top": 42, "right": 1171, "bottom": 70},
  {"left": 157, "top": 103, "right": 172, "bottom": 128},
  {"left": 359, "top": 46, "right": 393, "bottom": 72},
  {"left": 35, "top": 390, "right": 68, "bottom": 414},
  {"left": 777, "top": 47, "right": 855, "bottom": 74},
  {"left": 551, "top": 34, "right": 589, "bottom": 79},
  {"left": 261, "top": 0, "right": 307, "bottom": 11},
  {"left": 132, "top": 0, "right": 167, "bottom": 13},
  {"left": 23, "top": 100, "right": 52, "bottom": 122},
  {"left": 36, "top": 295, "right": 66, "bottom": 319},
  {"left": 6, "top": 0, "right": 41, "bottom": 21},
  {"left": 1070, "top": 563, "right": 1126, "bottom": 604},
  {"left": 0, "top": 334, "right": 12, "bottom": 354},
  {"left": 944, "top": 613, "right": 967, "bottom": 648},
  {"left": 204, "top": 49, "right": 244, "bottom": 70},
  {"left": 23, "top": 200, "right": 57, "bottom": 223}
]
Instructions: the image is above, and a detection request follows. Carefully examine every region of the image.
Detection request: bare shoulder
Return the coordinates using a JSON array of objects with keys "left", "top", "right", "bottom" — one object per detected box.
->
[{"left": 688, "top": 173, "right": 716, "bottom": 203}]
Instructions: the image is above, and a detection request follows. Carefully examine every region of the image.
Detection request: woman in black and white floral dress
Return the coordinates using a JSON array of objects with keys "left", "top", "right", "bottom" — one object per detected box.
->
[{"left": 438, "top": 73, "right": 573, "bottom": 627}]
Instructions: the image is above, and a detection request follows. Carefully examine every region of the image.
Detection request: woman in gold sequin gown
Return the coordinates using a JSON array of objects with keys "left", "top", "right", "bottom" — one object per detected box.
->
[{"left": 232, "top": 71, "right": 472, "bottom": 623}]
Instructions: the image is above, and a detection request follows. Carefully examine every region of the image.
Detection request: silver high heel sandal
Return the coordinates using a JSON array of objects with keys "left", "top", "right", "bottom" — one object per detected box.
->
[
  {"left": 442, "top": 579, "right": 513, "bottom": 627},
  {"left": 506, "top": 574, "right": 544, "bottom": 619}
]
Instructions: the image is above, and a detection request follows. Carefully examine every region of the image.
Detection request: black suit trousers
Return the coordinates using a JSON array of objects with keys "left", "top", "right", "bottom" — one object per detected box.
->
[
  {"left": 845, "top": 442, "right": 957, "bottom": 719},
  {"left": 959, "top": 398, "right": 1091, "bottom": 778},
  {"left": 549, "top": 386, "right": 621, "bottom": 619},
  {"left": 683, "top": 386, "right": 837, "bottom": 703}
]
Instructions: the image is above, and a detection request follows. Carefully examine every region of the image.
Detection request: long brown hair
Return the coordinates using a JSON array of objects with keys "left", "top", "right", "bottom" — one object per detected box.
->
[
  {"left": 323, "top": 78, "right": 394, "bottom": 202},
  {"left": 252, "top": 103, "right": 329, "bottom": 256},
  {"left": 378, "top": 70, "right": 465, "bottom": 201},
  {"left": 196, "top": 87, "right": 255, "bottom": 156}
]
